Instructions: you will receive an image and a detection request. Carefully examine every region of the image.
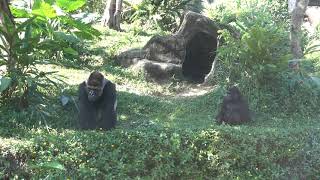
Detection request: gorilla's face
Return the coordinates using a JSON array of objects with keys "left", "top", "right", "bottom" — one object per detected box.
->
[
  {"left": 87, "top": 86, "right": 104, "bottom": 102},
  {"left": 86, "top": 71, "right": 105, "bottom": 102}
]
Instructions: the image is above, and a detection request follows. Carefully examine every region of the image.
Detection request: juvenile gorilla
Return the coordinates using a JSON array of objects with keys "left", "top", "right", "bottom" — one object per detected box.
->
[
  {"left": 78, "top": 71, "right": 117, "bottom": 130},
  {"left": 216, "top": 86, "right": 251, "bottom": 124}
]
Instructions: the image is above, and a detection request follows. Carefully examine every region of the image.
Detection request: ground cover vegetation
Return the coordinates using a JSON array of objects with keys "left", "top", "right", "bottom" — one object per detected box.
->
[{"left": 1, "top": 0, "right": 320, "bottom": 179}]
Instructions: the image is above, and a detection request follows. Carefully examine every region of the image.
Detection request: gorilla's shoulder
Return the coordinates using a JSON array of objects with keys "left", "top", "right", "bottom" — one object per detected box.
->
[
  {"left": 104, "top": 79, "right": 116, "bottom": 89},
  {"left": 79, "top": 81, "right": 86, "bottom": 87}
]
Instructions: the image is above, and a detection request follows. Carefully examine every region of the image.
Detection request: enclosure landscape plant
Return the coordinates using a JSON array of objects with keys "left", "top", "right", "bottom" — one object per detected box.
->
[
  {"left": 1, "top": 0, "right": 320, "bottom": 179},
  {"left": 0, "top": 0, "right": 100, "bottom": 109}
]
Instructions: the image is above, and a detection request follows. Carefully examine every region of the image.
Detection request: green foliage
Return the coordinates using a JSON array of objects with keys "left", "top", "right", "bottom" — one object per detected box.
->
[
  {"left": 85, "top": 0, "right": 106, "bottom": 14},
  {"left": 32, "top": 0, "right": 57, "bottom": 18},
  {"left": 279, "top": 71, "right": 320, "bottom": 113},
  {"left": 0, "top": 56, "right": 319, "bottom": 178},
  {"left": 240, "top": 26, "right": 289, "bottom": 86},
  {"left": 206, "top": 0, "right": 289, "bottom": 24},
  {"left": 1, "top": 2, "right": 320, "bottom": 178},
  {"left": 0, "top": 77, "right": 11, "bottom": 93},
  {"left": 126, "top": 0, "right": 203, "bottom": 32},
  {"left": 215, "top": 8, "right": 290, "bottom": 87},
  {"left": 0, "top": 0, "right": 100, "bottom": 107},
  {"left": 206, "top": 0, "right": 320, "bottom": 116},
  {"left": 56, "top": 0, "right": 86, "bottom": 12},
  {"left": 1, "top": 126, "right": 320, "bottom": 179}
]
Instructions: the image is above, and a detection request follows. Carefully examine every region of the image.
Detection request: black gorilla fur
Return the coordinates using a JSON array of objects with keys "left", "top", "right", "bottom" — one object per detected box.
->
[
  {"left": 216, "top": 86, "right": 251, "bottom": 124},
  {"left": 78, "top": 72, "right": 117, "bottom": 130}
]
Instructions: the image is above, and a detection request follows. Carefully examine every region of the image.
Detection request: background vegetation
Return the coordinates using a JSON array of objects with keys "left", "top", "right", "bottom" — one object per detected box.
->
[{"left": 1, "top": 0, "right": 320, "bottom": 179}]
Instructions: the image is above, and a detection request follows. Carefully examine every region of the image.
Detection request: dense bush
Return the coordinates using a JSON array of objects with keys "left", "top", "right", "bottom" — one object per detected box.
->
[
  {"left": 1, "top": 126, "right": 319, "bottom": 179},
  {"left": 206, "top": 0, "right": 320, "bottom": 116},
  {"left": 86, "top": 0, "right": 106, "bottom": 14},
  {"left": 207, "top": 0, "right": 291, "bottom": 85},
  {"left": 125, "top": 0, "right": 203, "bottom": 32},
  {"left": 206, "top": 0, "right": 289, "bottom": 24}
]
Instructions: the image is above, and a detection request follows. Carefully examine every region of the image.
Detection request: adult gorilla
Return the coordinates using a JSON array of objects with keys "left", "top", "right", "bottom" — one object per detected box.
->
[
  {"left": 78, "top": 71, "right": 117, "bottom": 130},
  {"left": 216, "top": 86, "right": 251, "bottom": 124}
]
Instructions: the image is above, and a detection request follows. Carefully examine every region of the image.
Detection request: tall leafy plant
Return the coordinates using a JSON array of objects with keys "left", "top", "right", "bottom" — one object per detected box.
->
[
  {"left": 0, "top": 0, "right": 101, "bottom": 109},
  {"left": 216, "top": 10, "right": 290, "bottom": 87},
  {"left": 239, "top": 25, "right": 289, "bottom": 86},
  {"left": 208, "top": 0, "right": 320, "bottom": 115}
]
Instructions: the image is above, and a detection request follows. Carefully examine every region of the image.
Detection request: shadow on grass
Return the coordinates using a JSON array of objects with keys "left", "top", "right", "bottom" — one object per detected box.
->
[
  {"left": 2, "top": 85, "right": 319, "bottom": 139},
  {"left": 0, "top": 89, "right": 219, "bottom": 138},
  {"left": 117, "top": 91, "right": 218, "bottom": 129}
]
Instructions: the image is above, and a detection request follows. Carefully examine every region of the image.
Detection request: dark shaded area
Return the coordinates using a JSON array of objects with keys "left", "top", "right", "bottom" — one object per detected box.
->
[
  {"left": 309, "top": 0, "right": 320, "bottom": 6},
  {"left": 182, "top": 32, "right": 217, "bottom": 83}
]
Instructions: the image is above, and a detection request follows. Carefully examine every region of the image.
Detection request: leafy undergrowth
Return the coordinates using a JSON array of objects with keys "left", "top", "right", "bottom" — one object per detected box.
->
[
  {"left": 1, "top": 26, "right": 320, "bottom": 179},
  {"left": 1, "top": 124, "right": 320, "bottom": 179}
]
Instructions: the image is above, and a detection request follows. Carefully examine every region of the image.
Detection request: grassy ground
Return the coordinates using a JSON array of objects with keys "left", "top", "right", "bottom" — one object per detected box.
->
[{"left": 1, "top": 26, "right": 320, "bottom": 179}]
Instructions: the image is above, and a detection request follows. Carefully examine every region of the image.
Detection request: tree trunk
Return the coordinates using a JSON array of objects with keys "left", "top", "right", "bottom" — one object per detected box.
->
[
  {"left": 0, "top": 0, "right": 16, "bottom": 72},
  {"left": 101, "top": 0, "right": 114, "bottom": 27},
  {"left": 288, "top": 0, "right": 297, "bottom": 13},
  {"left": 114, "top": 0, "right": 122, "bottom": 31},
  {"left": 290, "top": 0, "right": 309, "bottom": 59},
  {"left": 0, "top": 0, "right": 14, "bottom": 25},
  {"left": 101, "top": 0, "right": 122, "bottom": 31},
  {"left": 27, "top": 0, "right": 34, "bottom": 9}
]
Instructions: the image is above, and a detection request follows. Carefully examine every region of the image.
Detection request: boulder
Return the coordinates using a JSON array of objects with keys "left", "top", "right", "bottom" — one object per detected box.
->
[{"left": 117, "top": 11, "right": 219, "bottom": 83}]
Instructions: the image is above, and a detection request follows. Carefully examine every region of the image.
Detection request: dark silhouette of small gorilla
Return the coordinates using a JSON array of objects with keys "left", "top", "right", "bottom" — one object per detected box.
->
[
  {"left": 216, "top": 86, "right": 251, "bottom": 124},
  {"left": 78, "top": 71, "right": 117, "bottom": 130}
]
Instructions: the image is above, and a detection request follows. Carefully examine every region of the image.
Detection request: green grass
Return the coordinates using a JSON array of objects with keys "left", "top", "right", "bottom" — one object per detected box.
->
[{"left": 1, "top": 26, "right": 320, "bottom": 179}]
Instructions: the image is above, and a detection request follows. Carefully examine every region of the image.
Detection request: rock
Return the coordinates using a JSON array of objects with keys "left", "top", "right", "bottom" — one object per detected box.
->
[{"left": 117, "top": 11, "right": 219, "bottom": 83}]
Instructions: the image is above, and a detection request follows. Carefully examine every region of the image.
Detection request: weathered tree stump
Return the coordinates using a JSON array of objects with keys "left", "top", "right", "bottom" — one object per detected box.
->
[{"left": 117, "top": 11, "right": 219, "bottom": 83}]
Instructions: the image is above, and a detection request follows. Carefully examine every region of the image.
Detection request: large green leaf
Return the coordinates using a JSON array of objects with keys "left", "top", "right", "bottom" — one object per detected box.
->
[
  {"left": 37, "top": 161, "right": 65, "bottom": 171},
  {"left": 44, "top": 0, "right": 56, "bottom": 4},
  {"left": 57, "top": 0, "right": 86, "bottom": 12},
  {"left": 32, "top": 0, "right": 57, "bottom": 18},
  {"left": 0, "top": 59, "right": 5, "bottom": 65},
  {"left": 63, "top": 47, "right": 78, "bottom": 56},
  {"left": 60, "top": 16, "right": 101, "bottom": 39},
  {"left": 16, "top": 17, "right": 36, "bottom": 33},
  {"left": 0, "top": 76, "right": 12, "bottom": 93},
  {"left": 21, "top": 23, "right": 32, "bottom": 51},
  {"left": 53, "top": 31, "right": 80, "bottom": 43},
  {"left": 38, "top": 39, "right": 61, "bottom": 50},
  {"left": 305, "top": 44, "right": 320, "bottom": 54},
  {"left": 73, "top": 31, "right": 94, "bottom": 40},
  {"left": 10, "top": 6, "right": 30, "bottom": 18}
]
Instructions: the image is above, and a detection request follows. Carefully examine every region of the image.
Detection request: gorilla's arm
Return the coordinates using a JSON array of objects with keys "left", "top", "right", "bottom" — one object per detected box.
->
[
  {"left": 100, "top": 81, "right": 117, "bottom": 130},
  {"left": 79, "top": 82, "right": 97, "bottom": 129}
]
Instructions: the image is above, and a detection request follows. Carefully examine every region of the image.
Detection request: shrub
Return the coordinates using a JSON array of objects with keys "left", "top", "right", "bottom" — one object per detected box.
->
[
  {"left": 206, "top": 0, "right": 320, "bottom": 116},
  {"left": 1, "top": 126, "right": 320, "bottom": 179},
  {"left": 0, "top": 0, "right": 100, "bottom": 108},
  {"left": 126, "top": 0, "right": 203, "bottom": 32},
  {"left": 207, "top": 0, "right": 290, "bottom": 86}
]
